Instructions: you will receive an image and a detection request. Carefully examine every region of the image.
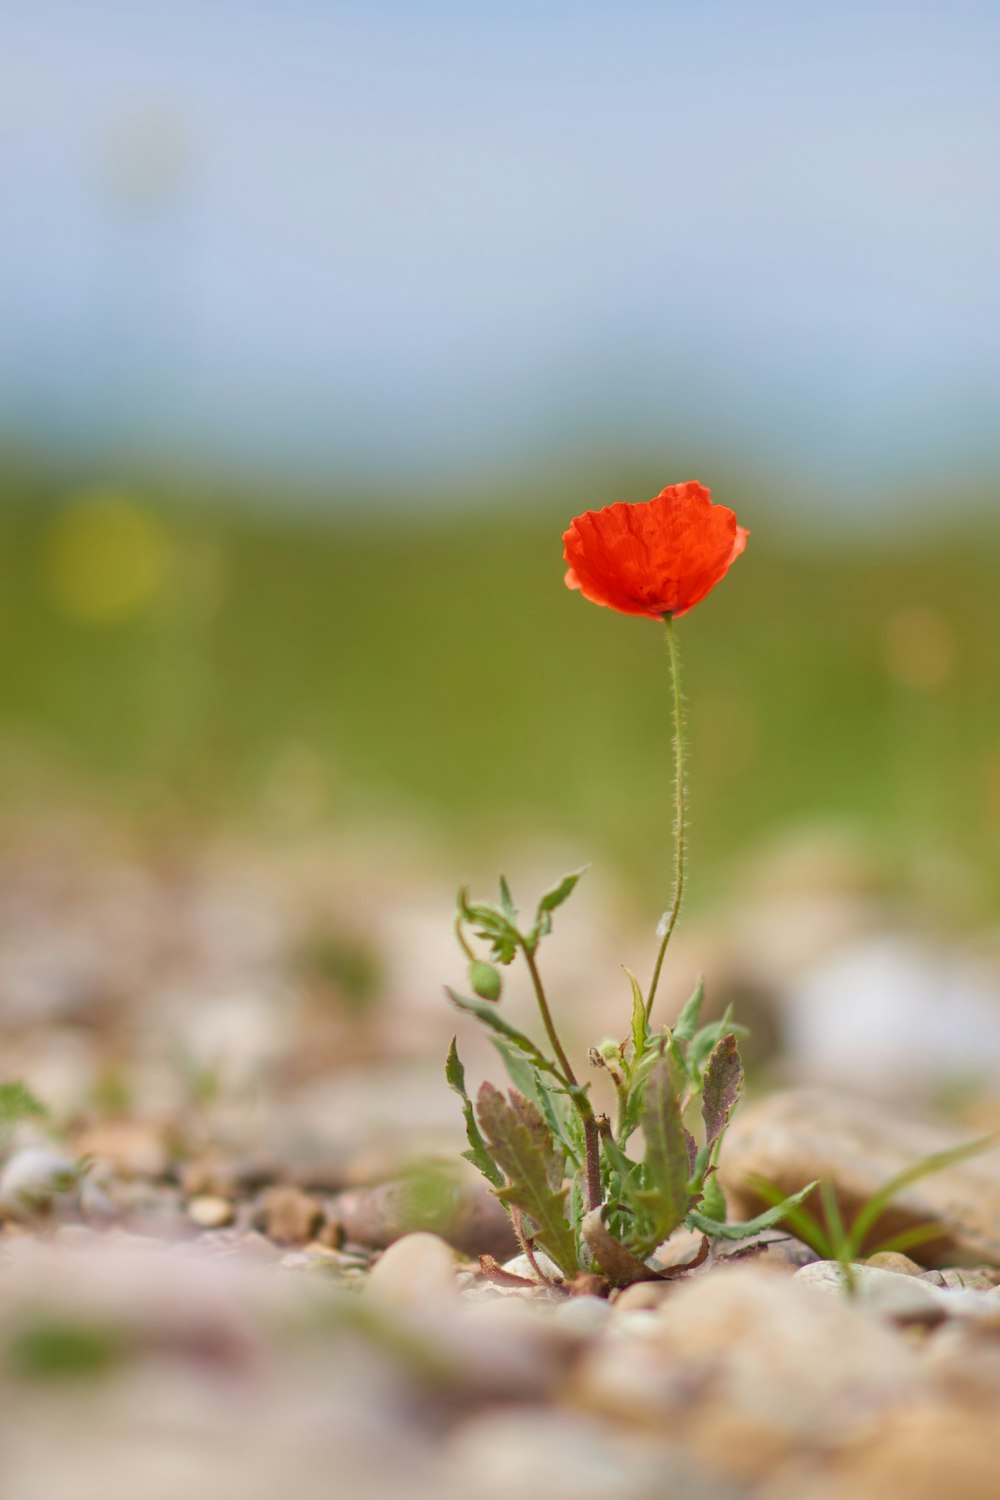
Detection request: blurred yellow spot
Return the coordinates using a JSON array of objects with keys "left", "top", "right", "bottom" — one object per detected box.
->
[
  {"left": 45, "top": 493, "right": 171, "bottom": 624},
  {"left": 882, "top": 606, "right": 955, "bottom": 690}
]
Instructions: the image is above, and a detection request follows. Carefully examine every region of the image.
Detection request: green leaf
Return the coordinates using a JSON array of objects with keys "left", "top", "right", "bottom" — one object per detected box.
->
[
  {"left": 531, "top": 867, "right": 586, "bottom": 947},
  {"left": 582, "top": 1207, "right": 661, "bottom": 1286},
  {"left": 687, "top": 1009, "right": 749, "bottom": 1079},
  {"left": 688, "top": 1180, "right": 818, "bottom": 1241},
  {"left": 537, "top": 867, "right": 585, "bottom": 913},
  {"left": 870, "top": 1222, "right": 945, "bottom": 1257},
  {"left": 445, "top": 1039, "right": 503, "bottom": 1188},
  {"left": 746, "top": 1176, "right": 834, "bottom": 1258},
  {"left": 457, "top": 891, "right": 520, "bottom": 966},
  {"left": 446, "top": 989, "right": 562, "bottom": 1079},
  {"left": 0, "top": 1081, "right": 47, "bottom": 1126},
  {"left": 600, "top": 1131, "right": 642, "bottom": 1199},
  {"left": 498, "top": 875, "right": 518, "bottom": 924},
  {"left": 699, "top": 1173, "right": 727, "bottom": 1222},
  {"left": 633, "top": 1059, "right": 693, "bottom": 1245},
  {"left": 491, "top": 1041, "right": 582, "bottom": 1167},
  {"left": 444, "top": 1035, "right": 466, "bottom": 1096},
  {"left": 625, "top": 967, "right": 648, "bottom": 1067},
  {"left": 701, "top": 1033, "right": 743, "bottom": 1147},
  {"left": 476, "top": 1084, "right": 578, "bottom": 1276},
  {"left": 672, "top": 978, "right": 704, "bottom": 1044}
]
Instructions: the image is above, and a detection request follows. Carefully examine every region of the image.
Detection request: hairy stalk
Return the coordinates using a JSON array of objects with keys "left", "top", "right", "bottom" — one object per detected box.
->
[
  {"left": 522, "top": 944, "right": 602, "bottom": 1211},
  {"left": 511, "top": 1206, "right": 557, "bottom": 1284},
  {"left": 646, "top": 613, "right": 687, "bottom": 1021},
  {"left": 453, "top": 915, "right": 475, "bottom": 961}
]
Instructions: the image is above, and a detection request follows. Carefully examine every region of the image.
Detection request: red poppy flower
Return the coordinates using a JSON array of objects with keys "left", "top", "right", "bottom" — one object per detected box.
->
[{"left": 563, "top": 481, "right": 748, "bottom": 620}]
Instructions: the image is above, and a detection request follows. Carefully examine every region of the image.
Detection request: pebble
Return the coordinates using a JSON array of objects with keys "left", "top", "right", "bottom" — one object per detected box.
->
[
  {"left": 865, "top": 1251, "right": 923, "bottom": 1276},
  {"left": 793, "top": 1261, "right": 1000, "bottom": 1323},
  {"left": 187, "top": 1195, "right": 235, "bottom": 1229},
  {"left": 0, "top": 1149, "right": 79, "bottom": 1221},
  {"left": 612, "top": 1281, "right": 674, "bottom": 1313},
  {"left": 578, "top": 1262, "right": 919, "bottom": 1465},
  {"left": 500, "top": 1250, "right": 563, "bottom": 1284},
  {"left": 254, "top": 1186, "right": 324, "bottom": 1245},
  {"left": 365, "top": 1232, "right": 458, "bottom": 1307},
  {"left": 331, "top": 1175, "right": 517, "bottom": 1259},
  {"left": 552, "top": 1295, "right": 613, "bottom": 1336},
  {"left": 444, "top": 1409, "right": 718, "bottom": 1500}
]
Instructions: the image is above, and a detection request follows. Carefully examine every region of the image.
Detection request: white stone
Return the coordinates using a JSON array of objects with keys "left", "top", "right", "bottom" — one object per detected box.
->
[
  {"left": 0, "top": 1148, "right": 78, "bottom": 1221},
  {"left": 500, "top": 1250, "right": 563, "bottom": 1284},
  {"left": 365, "top": 1232, "right": 458, "bottom": 1307},
  {"left": 793, "top": 1260, "right": 1000, "bottom": 1321},
  {"left": 187, "top": 1195, "right": 235, "bottom": 1229},
  {"left": 553, "top": 1294, "right": 613, "bottom": 1336}
]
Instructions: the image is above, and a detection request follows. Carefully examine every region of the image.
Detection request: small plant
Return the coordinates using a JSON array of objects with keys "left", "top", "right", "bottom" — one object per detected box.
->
[
  {"left": 752, "top": 1130, "right": 1000, "bottom": 1290},
  {"left": 0, "top": 1080, "right": 48, "bottom": 1154},
  {"left": 444, "top": 483, "right": 814, "bottom": 1285}
]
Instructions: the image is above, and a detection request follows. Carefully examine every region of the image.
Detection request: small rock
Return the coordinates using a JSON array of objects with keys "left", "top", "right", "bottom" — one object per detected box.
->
[
  {"left": 720, "top": 1230, "right": 819, "bottom": 1270},
  {"left": 793, "top": 1261, "right": 1000, "bottom": 1324},
  {"left": 444, "top": 1410, "right": 709, "bottom": 1500},
  {"left": 865, "top": 1251, "right": 923, "bottom": 1276},
  {"left": 922, "top": 1266, "right": 999, "bottom": 1290},
  {"left": 577, "top": 1263, "right": 919, "bottom": 1476},
  {"left": 188, "top": 1195, "right": 235, "bottom": 1229},
  {"left": 812, "top": 1401, "right": 1000, "bottom": 1500},
  {"left": 254, "top": 1186, "right": 324, "bottom": 1245},
  {"left": 332, "top": 1170, "right": 516, "bottom": 1259},
  {"left": 0, "top": 1148, "right": 79, "bottom": 1222},
  {"left": 366, "top": 1232, "right": 458, "bottom": 1307},
  {"left": 553, "top": 1295, "right": 613, "bottom": 1336},
  {"left": 314, "top": 1217, "right": 345, "bottom": 1250},
  {"left": 500, "top": 1250, "right": 563, "bottom": 1285},
  {"left": 612, "top": 1281, "right": 674, "bottom": 1313}
]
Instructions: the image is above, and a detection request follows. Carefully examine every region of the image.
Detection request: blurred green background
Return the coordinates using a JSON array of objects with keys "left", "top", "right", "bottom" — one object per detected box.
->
[
  {"left": 4, "top": 1, "right": 1000, "bottom": 933},
  {"left": 3, "top": 458, "right": 998, "bottom": 919}
]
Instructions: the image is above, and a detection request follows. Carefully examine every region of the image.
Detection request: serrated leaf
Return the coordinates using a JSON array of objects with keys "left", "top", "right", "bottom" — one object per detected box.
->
[
  {"left": 701, "top": 1032, "right": 743, "bottom": 1147},
  {"left": 634, "top": 1059, "right": 693, "bottom": 1245},
  {"left": 688, "top": 1180, "right": 818, "bottom": 1241},
  {"left": 688, "top": 1009, "right": 750, "bottom": 1079},
  {"left": 476, "top": 1084, "right": 578, "bottom": 1276},
  {"left": 457, "top": 896, "right": 521, "bottom": 966},
  {"left": 445, "top": 1039, "right": 503, "bottom": 1188},
  {"left": 699, "top": 1173, "right": 727, "bottom": 1222},
  {"left": 491, "top": 1041, "right": 582, "bottom": 1167},
  {"left": 672, "top": 978, "right": 705, "bottom": 1044},
  {"left": 582, "top": 1207, "right": 662, "bottom": 1286},
  {"left": 446, "top": 989, "right": 562, "bottom": 1079}
]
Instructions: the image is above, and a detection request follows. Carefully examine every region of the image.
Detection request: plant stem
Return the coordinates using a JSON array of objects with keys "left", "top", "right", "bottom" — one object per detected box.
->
[
  {"left": 522, "top": 944, "right": 602, "bottom": 1211},
  {"left": 454, "top": 915, "right": 475, "bottom": 960},
  {"left": 646, "top": 613, "right": 687, "bottom": 1021}
]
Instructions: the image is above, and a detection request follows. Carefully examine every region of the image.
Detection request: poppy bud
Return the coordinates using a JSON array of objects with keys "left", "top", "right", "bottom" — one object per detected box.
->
[{"left": 469, "top": 960, "right": 502, "bottom": 1001}]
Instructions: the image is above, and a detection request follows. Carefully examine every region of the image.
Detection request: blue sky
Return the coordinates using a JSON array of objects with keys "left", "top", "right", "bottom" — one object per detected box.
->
[{"left": 2, "top": 0, "right": 999, "bottom": 507}]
